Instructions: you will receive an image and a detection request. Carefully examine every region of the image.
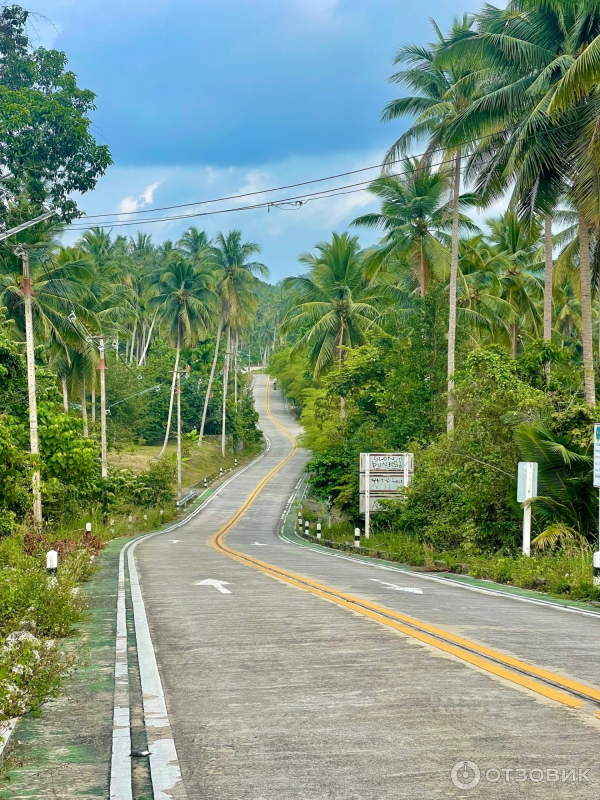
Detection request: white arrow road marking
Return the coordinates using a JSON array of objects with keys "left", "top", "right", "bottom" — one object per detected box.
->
[
  {"left": 171, "top": 540, "right": 183, "bottom": 543},
  {"left": 252, "top": 542, "right": 268, "bottom": 546},
  {"left": 370, "top": 579, "right": 423, "bottom": 594},
  {"left": 193, "top": 579, "right": 232, "bottom": 594}
]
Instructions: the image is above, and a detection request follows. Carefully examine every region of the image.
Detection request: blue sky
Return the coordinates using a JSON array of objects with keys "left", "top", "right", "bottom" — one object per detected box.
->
[{"left": 30, "top": 0, "right": 481, "bottom": 280}]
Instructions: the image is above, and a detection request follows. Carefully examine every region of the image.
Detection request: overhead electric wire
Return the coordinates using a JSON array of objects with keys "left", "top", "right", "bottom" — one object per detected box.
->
[{"left": 75, "top": 117, "right": 583, "bottom": 224}]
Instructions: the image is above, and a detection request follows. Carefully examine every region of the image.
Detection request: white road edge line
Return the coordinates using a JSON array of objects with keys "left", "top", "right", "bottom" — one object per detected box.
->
[
  {"left": 109, "top": 434, "right": 272, "bottom": 799},
  {"left": 276, "top": 471, "right": 600, "bottom": 621},
  {"left": 109, "top": 546, "right": 132, "bottom": 800}
]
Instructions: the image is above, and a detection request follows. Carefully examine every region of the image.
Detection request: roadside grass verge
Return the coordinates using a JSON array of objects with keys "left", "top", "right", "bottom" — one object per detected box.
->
[{"left": 298, "top": 505, "right": 600, "bottom": 604}]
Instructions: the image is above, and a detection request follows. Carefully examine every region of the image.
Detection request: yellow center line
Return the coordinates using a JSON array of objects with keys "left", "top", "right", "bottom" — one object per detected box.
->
[{"left": 210, "top": 378, "right": 599, "bottom": 713}]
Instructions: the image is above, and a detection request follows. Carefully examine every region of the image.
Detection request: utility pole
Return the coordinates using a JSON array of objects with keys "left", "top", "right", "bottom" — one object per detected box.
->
[
  {"left": 97, "top": 337, "right": 108, "bottom": 478},
  {"left": 17, "top": 246, "right": 42, "bottom": 525},
  {"left": 176, "top": 371, "right": 182, "bottom": 501},
  {"left": 175, "top": 365, "right": 191, "bottom": 501}
]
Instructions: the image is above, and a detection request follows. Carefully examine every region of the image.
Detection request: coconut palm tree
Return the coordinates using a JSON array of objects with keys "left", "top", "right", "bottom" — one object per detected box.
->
[
  {"left": 446, "top": 0, "right": 600, "bottom": 404},
  {"left": 197, "top": 230, "right": 268, "bottom": 455},
  {"left": 149, "top": 258, "right": 217, "bottom": 456},
  {"left": 282, "top": 232, "right": 385, "bottom": 419},
  {"left": 353, "top": 159, "right": 478, "bottom": 299},
  {"left": 382, "top": 15, "right": 485, "bottom": 430}
]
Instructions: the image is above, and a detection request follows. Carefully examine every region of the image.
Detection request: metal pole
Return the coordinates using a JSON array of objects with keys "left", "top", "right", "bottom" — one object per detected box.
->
[
  {"left": 22, "top": 249, "right": 42, "bottom": 525},
  {"left": 523, "top": 463, "right": 532, "bottom": 557},
  {"left": 176, "top": 372, "right": 182, "bottom": 501},
  {"left": 98, "top": 337, "right": 108, "bottom": 478}
]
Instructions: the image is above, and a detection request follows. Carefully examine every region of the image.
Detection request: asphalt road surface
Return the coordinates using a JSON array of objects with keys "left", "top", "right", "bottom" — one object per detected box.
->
[{"left": 127, "top": 374, "right": 600, "bottom": 800}]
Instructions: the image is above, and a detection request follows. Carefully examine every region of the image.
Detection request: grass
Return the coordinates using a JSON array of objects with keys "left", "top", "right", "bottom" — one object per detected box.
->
[
  {"left": 109, "top": 436, "right": 258, "bottom": 490},
  {"left": 298, "top": 502, "right": 600, "bottom": 604}
]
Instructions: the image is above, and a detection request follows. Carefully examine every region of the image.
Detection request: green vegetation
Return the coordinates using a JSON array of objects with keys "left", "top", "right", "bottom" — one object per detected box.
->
[
  {"left": 268, "top": 1, "right": 600, "bottom": 602},
  {"left": 0, "top": 6, "right": 267, "bottom": 722}
]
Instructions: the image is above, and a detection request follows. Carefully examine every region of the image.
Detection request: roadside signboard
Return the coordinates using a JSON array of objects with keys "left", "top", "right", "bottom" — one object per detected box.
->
[
  {"left": 360, "top": 494, "right": 405, "bottom": 513},
  {"left": 594, "top": 424, "right": 600, "bottom": 488},
  {"left": 360, "top": 452, "right": 414, "bottom": 539},
  {"left": 517, "top": 462, "right": 538, "bottom": 503},
  {"left": 360, "top": 453, "right": 413, "bottom": 473},
  {"left": 359, "top": 473, "right": 408, "bottom": 493}
]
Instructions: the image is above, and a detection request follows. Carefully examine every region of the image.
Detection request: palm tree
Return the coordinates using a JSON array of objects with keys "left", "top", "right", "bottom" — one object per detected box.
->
[
  {"left": 178, "top": 227, "right": 212, "bottom": 264},
  {"left": 353, "top": 159, "right": 477, "bottom": 297},
  {"left": 197, "top": 230, "right": 268, "bottom": 455},
  {"left": 446, "top": 0, "right": 600, "bottom": 404},
  {"left": 382, "top": 16, "right": 484, "bottom": 430},
  {"left": 149, "top": 259, "right": 216, "bottom": 456},
  {"left": 281, "top": 232, "right": 384, "bottom": 419}
]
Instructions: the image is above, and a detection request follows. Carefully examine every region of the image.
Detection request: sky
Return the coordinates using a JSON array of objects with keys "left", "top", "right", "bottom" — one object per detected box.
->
[{"left": 29, "top": 0, "right": 484, "bottom": 281}]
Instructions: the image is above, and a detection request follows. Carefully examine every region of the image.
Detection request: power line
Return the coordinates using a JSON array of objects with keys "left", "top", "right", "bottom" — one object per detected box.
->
[{"left": 75, "top": 117, "right": 582, "bottom": 224}]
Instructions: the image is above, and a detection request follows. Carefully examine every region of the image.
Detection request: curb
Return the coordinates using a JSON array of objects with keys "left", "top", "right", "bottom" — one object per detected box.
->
[{"left": 281, "top": 526, "right": 600, "bottom": 619}]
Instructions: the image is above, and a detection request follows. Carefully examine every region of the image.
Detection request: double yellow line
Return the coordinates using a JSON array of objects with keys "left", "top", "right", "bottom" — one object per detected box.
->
[{"left": 211, "top": 379, "right": 600, "bottom": 714}]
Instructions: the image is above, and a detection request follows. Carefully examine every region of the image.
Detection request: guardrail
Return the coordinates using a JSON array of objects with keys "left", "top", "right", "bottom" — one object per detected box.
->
[{"left": 176, "top": 489, "right": 198, "bottom": 508}]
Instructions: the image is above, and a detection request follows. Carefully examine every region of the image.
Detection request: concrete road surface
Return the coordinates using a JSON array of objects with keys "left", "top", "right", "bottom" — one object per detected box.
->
[{"left": 127, "top": 374, "right": 600, "bottom": 800}]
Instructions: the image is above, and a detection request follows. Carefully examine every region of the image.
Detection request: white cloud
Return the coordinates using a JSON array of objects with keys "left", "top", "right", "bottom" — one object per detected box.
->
[
  {"left": 68, "top": 150, "right": 384, "bottom": 279},
  {"left": 141, "top": 181, "right": 160, "bottom": 205},
  {"left": 118, "top": 196, "right": 139, "bottom": 214},
  {"left": 118, "top": 181, "right": 161, "bottom": 215}
]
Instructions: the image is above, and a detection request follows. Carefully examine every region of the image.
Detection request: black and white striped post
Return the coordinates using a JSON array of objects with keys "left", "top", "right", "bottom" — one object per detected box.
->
[
  {"left": 46, "top": 549, "right": 58, "bottom": 575},
  {"left": 594, "top": 552, "right": 600, "bottom": 587},
  {"left": 219, "top": 467, "right": 223, "bottom": 477},
  {"left": 85, "top": 522, "right": 92, "bottom": 534},
  {"left": 235, "top": 458, "right": 238, "bottom": 467},
  {"left": 298, "top": 511, "right": 302, "bottom": 533},
  {"left": 316, "top": 522, "right": 321, "bottom": 540},
  {"left": 354, "top": 528, "right": 360, "bottom": 548},
  {"left": 305, "top": 520, "right": 309, "bottom": 536}
]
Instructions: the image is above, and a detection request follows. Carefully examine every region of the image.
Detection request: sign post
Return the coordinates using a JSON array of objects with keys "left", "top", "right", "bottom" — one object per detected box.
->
[
  {"left": 517, "top": 462, "right": 538, "bottom": 556},
  {"left": 593, "top": 424, "right": 600, "bottom": 586},
  {"left": 360, "top": 453, "right": 413, "bottom": 538}
]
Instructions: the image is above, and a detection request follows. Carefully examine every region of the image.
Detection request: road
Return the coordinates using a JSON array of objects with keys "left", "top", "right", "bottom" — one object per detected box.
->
[{"left": 124, "top": 374, "right": 600, "bottom": 800}]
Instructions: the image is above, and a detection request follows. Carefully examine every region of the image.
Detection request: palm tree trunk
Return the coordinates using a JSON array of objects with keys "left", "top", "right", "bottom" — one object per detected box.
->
[
  {"left": 139, "top": 312, "right": 158, "bottom": 366},
  {"left": 579, "top": 209, "right": 596, "bottom": 406},
  {"left": 234, "top": 331, "right": 238, "bottom": 405},
  {"left": 81, "top": 376, "right": 88, "bottom": 438},
  {"left": 62, "top": 377, "right": 69, "bottom": 412},
  {"left": 544, "top": 215, "right": 553, "bottom": 382},
  {"left": 511, "top": 323, "right": 518, "bottom": 358},
  {"left": 198, "top": 320, "right": 222, "bottom": 447},
  {"left": 420, "top": 238, "right": 426, "bottom": 298},
  {"left": 129, "top": 319, "right": 137, "bottom": 364},
  {"left": 221, "top": 324, "right": 231, "bottom": 457},
  {"left": 446, "top": 152, "right": 461, "bottom": 434},
  {"left": 160, "top": 331, "right": 181, "bottom": 457}
]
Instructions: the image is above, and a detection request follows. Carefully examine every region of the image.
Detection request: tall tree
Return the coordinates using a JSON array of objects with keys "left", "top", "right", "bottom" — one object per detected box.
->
[
  {"left": 198, "top": 230, "right": 268, "bottom": 455},
  {"left": 0, "top": 6, "right": 111, "bottom": 220},
  {"left": 149, "top": 258, "right": 216, "bottom": 456},
  {"left": 382, "top": 16, "right": 484, "bottom": 430},
  {"left": 282, "top": 232, "right": 384, "bottom": 418}
]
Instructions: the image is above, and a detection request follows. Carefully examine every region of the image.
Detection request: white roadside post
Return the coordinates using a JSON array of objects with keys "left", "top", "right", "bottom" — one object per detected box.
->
[
  {"left": 593, "top": 424, "right": 600, "bottom": 586},
  {"left": 517, "top": 462, "right": 538, "bottom": 556},
  {"left": 46, "top": 549, "right": 58, "bottom": 575},
  {"left": 354, "top": 527, "right": 360, "bottom": 548},
  {"left": 316, "top": 522, "right": 321, "bottom": 541}
]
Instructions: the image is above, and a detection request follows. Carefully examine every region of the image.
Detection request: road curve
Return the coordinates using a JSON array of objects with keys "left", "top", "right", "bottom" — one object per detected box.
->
[{"left": 133, "top": 374, "right": 600, "bottom": 799}]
